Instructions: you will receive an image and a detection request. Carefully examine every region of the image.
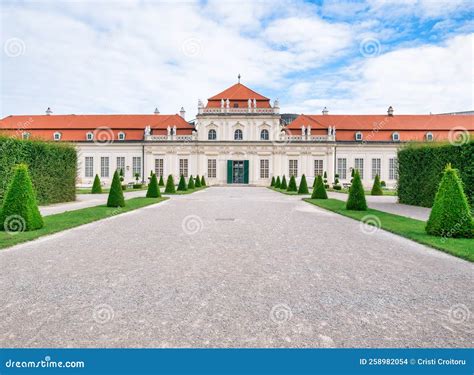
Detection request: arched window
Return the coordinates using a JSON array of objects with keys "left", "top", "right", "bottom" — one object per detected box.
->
[
  {"left": 392, "top": 132, "right": 400, "bottom": 142},
  {"left": 208, "top": 129, "right": 217, "bottom": 140},
  {"left": 53, "top": 132, "right": 61, "bottom": 141},
  {"left": 426, "top": 132, "right": 433, "bottom": 141},
  {"left": 260, "top": 129, "right": 269, "bottom": 140},
  {"left": 355, "top": 131, "right": 363, "bottom": 141},
  {"left": 234, "top": 129, "right": 243, "bottom": 140},
  {"left": 86, "top": 132, "right": 94, "bottom": 141},
  {"left": 118, "top": 132, "right": 126, "bottom": 141}
]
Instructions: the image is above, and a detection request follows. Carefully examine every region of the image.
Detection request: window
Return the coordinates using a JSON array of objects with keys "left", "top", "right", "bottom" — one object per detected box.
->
[
  {"left": 85, "top": 157, "right": 94, "bottom": 178},
  {"left": 22, "top": 132, "right": 30, "bottom": 140},
  {"left": 337, "top": 158, "right": 347, "bottom": 179},
  {"left": 208, "top": 159, "right": 216, "bottom": 178},
  {"left": 354, "top": 158, "right": 364, "bottom": 179},
  {"left": 53, "top": 132, "right": 61, "bottom": 141},
  {"left": 208, "top": 129, "right": 217, "bottom": 140},
  {"left": 260, "top": 159, "right": 269, "bottom": 179},
  {"left": 234, "top": 129, "right": 243, "bottom": 140},
  {"left": 389, "top": 158, "right": 398, "bottom": 180},
  {"left": 260, "top": 129, "right": 269, "bottom": 140},
  {"left": 355, "top": 131, "right": 363, "bottom": 141},
  {"left": 132, "top": 157, "right": 141, "bottom": 177},
  {"left": 86, "top": 132, "right": 93, "bottom": 141},
  {"left": 314, "top": 159, "right": 323, "bottom": 176},
  {"left": 116, "top": 157, "right": 125, "bottom": 175},
  {"left": 118, "top": 132, "right": 125, "bottom": 141},
  {"left": 289, "top": 160, "right": 298, "bottom": 177},
  {"left": 233, "top": 103, "right": 238, "bottom": 108},
  {"left": 372, "top": 158, "right": 381, "bottom": 179},
  {"left": 154, "top": 158, "right": 164, "bottom": 177},
  {"left": 426, "top": 132, "right": 433, "bottom": 141},
  {"left": 392, "top": 132, "right": 400, "bottom": 141},
  {"left": 100, "top": 157, "right": 109, "bottom": 178},
  {"left": 179, "top": 159, "right": 188, "bottom": 177}
]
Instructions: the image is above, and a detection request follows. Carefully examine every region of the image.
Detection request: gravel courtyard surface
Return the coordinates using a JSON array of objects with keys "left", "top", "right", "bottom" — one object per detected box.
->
[{"left": 1, "top": 187, "right": 472, "bottom": 348}]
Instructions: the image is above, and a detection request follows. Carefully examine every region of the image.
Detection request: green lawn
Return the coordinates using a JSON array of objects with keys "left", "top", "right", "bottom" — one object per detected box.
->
[
  {"left": 304, "top": 198, "right": 474, "bottom": 262},
  {"left": 76, "top": 187, "right": 148, "bottom": 194},
  {"left": 163, "top": 186, "right": 208, "bottom": 195},
  {"left": 268, "top": 187, "right": 307, "bottom": 195},
  {"left": 0, "top": 197, "right": 168, "bottom": 250},
  {"left": 327, "top": 188, "right": 398, "bottom": 196}
]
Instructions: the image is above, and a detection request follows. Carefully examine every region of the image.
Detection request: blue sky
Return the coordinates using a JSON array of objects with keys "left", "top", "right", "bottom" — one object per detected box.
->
[{"left": 1, "top": 0, "right": 473, "bottom": 118}]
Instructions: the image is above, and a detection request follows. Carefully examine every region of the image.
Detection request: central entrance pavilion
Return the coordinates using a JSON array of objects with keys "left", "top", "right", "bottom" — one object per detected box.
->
[{"left": 227, "top": 160, "right": 249, "bottom": 184}]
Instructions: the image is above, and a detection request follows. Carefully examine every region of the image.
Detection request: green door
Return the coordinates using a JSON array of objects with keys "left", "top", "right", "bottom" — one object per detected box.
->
[
  {"left": 227, "top": 160, "right": 232, "bottom": 184},
  {"left": 243, "top": 160, "right": 249, "bottom": 184}
]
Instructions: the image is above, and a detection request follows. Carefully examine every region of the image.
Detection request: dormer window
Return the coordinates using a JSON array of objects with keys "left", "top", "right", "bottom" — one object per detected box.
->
[
  {"left": 53, "top": 132, "right": 61, "bottom": 141},
  {"left": 86, "top": 132, "right": 94, "bottom": 141},
  {"left": 22, "top": 132, "right": 30, "bottom": 140},
  {"left": 233, "top": 103, "right": 239, "bottom": 108},
  {"left": 392, "top": 132, "right": 400, "bottom": 142},
  {"left": 118, "top": 132, "right": 126, "bottom": 141},
  {"left": 426, "top": 132, "right": 433, "bottom": 141},
  {"left": 355, "top": 131, "right": 363, "bottom": 141}
]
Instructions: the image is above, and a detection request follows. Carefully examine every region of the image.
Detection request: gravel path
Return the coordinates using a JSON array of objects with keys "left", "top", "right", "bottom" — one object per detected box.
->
[{"left": 1, "top": 187, "right": 472, "bottom": 348}]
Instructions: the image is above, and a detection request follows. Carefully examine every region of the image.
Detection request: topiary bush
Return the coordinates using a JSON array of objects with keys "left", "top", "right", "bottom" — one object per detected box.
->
[
  {"left": 280, "top": 175, "right": 288, "bottom": 190},
  {"left": 270, "top": 176, "right": 275, "bottom": 187},
  {"left": 165, "top": 175, "right": 176, "bottom": 194},
  {"left": 177, "top": 175, "right": 187, "bottom": 191},
  {"left": 298, "top": 174, "right": 309, "bottom": 194},
  {"left": 274, "top": 176, "right": 281, "bottom": 188},
  {"left": 107, "top": 170, "right": 125, "bottom": 207},
  {"left": 333, "top": 173, "right": 341, "bottom": 190},
  {"left": 91, "top": 174, "right": 102, "bottom": 194},
  {"left": 311, "top": 175, "right": 328, "bottom": 199},
  {"left": 398, "top": 142, "right": 473, "bottom": 207},
  {"left": 158, "top": 175, "right": 164, "bottom": 186},
  {"left": 287, "top": 175, "right": 298, "bottom": 192},
  {"left": 0, "top": 136, "right": 76, "bottom": 206},
  {"left": 0, "top": 164, "right": 44, "bottom": 232},
  {"left": 194, "top": 174, "right": 202, "bottom": 188},
  {"left": 146, "top": 173, "right": 161, "bottom": 198},
  {"left": 425, "top": 164, "right": 473, "bottom": 238},
  {"left": 323, "top": 171, "right": 329, "bottom": 188},
  {"left": 346, "top": 170, "right": 367, "bottom": 211},
  {"left": 201, "top": 175, "right": 206, "bottom": 186},
  {"left": 371, "top": 174, "right": 383, "bottom": 195},
  {"left": 188, "top": 175, "right": 195, "bottom": 189}
]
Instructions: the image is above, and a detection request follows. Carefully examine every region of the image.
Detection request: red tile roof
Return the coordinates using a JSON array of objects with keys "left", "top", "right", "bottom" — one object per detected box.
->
[{"left": 208, "top": 83, "right": 269, "bottom": 101}]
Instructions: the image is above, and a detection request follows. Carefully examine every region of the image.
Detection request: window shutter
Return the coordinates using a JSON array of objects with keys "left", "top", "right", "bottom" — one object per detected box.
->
[
  {"left": 227, "top": 160, "right": 232, "bottom": 184},
  {"left": 244, "top": 160, "right": 249, "bottom": 184}
]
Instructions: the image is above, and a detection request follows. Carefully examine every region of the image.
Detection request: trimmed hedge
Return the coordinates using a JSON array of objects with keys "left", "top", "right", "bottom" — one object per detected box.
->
[
  {"left": 346, "top": 170, "right": 367, "bottom": 211},
  {"left": 270, "top": 177, "right": 275, "bottom": 187},
  {"left": 371, "top": 174, "right": 383, "bottom": 196},
  {"left": 398, "top": 142, "right": 474, "bottom": 207},
  {"left": 91, "top": 174, "right": 102, "bottom": 194},
  {"left": 165, "top": 175, "right": 176, "bottom": 193},
  {"left": 107, "top": 170, "right": 125, "bottom": 207},
  {"left": 201, "top": 176, "right": 206, "bottom": 186},
  {"left": 297, "top": 174, "right": 309, "bottom": 194},
  {"left": 177, "top": 175, "right": 187, "bottom": 191},
  {"left": 158, "top": 175, "right": 164, "bottom": 186},
  {"left": 281, "top": 175, "right": 288, "bottom": 190},
  {"left": 188, "top": 175, "right": 195, "bottom": 189},
  {"left": 312, "top": 175, "right": 328, "bottom": 199},
  {"left": 0, "top": 164, "right": 44, "bottom": 231},
  {"left": 146, "top": 173, "right": 161, "bottom": 198},
  {"left": 275, "top": 176, "right": 281, "bottom": 188},
  {"left": 194, "top": 174, "right": 202, "bottom": 188},
  {"left": 0, "top": 136, "right": 76, "bottom": 206}
]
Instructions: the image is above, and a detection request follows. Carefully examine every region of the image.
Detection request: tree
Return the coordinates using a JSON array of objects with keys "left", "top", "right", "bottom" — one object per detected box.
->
[
  {"left": 371, "top": 174, "right": 384, "bottom": 195},
  {"left": 350, "top": 168, "right": 355, "bottom": 183},
  {"left": 158, "top": 175, "right": 165, "bottom": 186},
  {"left": 298, "top": 174, "right": 309, "bottom": 194},
  {"left": 188, "top": 175, "right": 195, "bottom": 189},
  {"left": 274, "top": 176, "right": 281, "bottom": 188},
  {"left": 280, "top": 175, "right": 288, "bottom": 190},
  {"left": 177, "top": 175, "right": 187, "bottom": 191},
  {"left": 200, "top": 175, "right": 206, "bottom": 187},
  {"left": 323, "top": 171, "right": 329, "bottom": 188},
  {"left": 134, "top": 172, "right": 140, "bottom": 183},
  {"left": 311, "top": 175, "right": 328, "bottom": 199},
  {"left": 426, "top": 164, "right": 473, "bottom": 238},
  {"left": 333, "top": 174, "right": 341, "bottom": 190},
  {"left": 91, "top": 174, "right": 102, "bottom": 194},
  {"left": 287, "top": 175, "right": 297, "bottom": 192},
  {"left": 146, "top": 173, "right": 161, "bottom": 198},
  {"left": 194, "top": 174, "right": 202, "bottom": 188},
  {"left": 0, "top": 164, "right": 43, "bottom": 231},
  {"left": 165, "top": 175, "right": 176, "bottom": 194},
  {"left": 270, "top": 176, "right": 275, "bottom": 187},
  {"left": 107, "top": 170, "right": 125, "bottom": 207},
  {"left": 346, "top": 170, "right": 367, "bottom": 211}
]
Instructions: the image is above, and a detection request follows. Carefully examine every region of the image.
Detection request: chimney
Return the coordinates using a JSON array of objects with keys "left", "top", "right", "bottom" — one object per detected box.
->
[
  {"left": 179, "top": 107, "right": 186, "bottom": 119},
  {"left": 154, "top": 107, "right": 160, "bottom": 115},
  {"left": 322, "top": 106, "right": 328, "bottom": 115},
  {"left": 387, "top": 106, "right": 394, "bottom": 116},
  {"left": 46, "top": 107, "right": 52, "bottom": 115}
]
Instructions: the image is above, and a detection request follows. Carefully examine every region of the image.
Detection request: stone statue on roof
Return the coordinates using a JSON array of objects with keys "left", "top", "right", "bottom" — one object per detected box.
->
[{"left": 144, "top": 126, "right": 151, "bottom": 136}]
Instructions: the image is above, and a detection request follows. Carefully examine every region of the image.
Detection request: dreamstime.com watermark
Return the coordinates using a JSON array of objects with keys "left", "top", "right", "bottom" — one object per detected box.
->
[
  {"left": 4, "top": 356, "right": 85, "bottom": 369},
  {"left": 270, "top": 303, "right": 293, "bottom": 324},
  {"left": 181, "top": 214, "right": 203, "bottom": 235}
]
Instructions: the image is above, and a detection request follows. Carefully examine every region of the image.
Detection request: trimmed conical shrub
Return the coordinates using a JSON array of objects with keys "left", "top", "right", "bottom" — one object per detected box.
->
[
  {"left": 165, "top": 175, "right": 176, "bottom": 193},
  {"left": 280, "top": 175, "right": 288, "bottom": 190},
  {"left": 107, "top": 170, "right": 125, "bottom": 207},
  {"left": 194, "top": 174, "right": 202, "bottom": 188},
  {"left": 270, "top": 176, "right": 275, "bottom": 187},
  {"left": 426, "top": 164, "right": 474, "bottom": 238},
  {"left": 188, "top": 175, "right": 195, "bottom": 189},
  {"left": 0, "top": 164, "right": 43, "bottom": 231},
  {"left": 158, "top": 175, "right": 164, "bottom": 186},
  {"left": 346, "top": 170, "right": 367, "bottom": 211},
  {"left": 201, "top": 175, "right": 206, "bottom": 186},
  {"left": 275, "top": 176, "right": 281, "bottom": 188},
  {"left": 91, "top": 174, "right": 102, "bottom": 194},
  {"left": 177, "top": 175, "right": 187, "bottom": 191},
  {"left": 146, "top": 173, "right": 161, "bottom": 198},
  {"left": 298, "top": 174, "right": 309, "bottom": 194},
  {"left": 311, "top": 175, "right": 328, "bottom": 199},
  {"left": 371, "top": 174, "right": 383, "bottom": 195},
  {"left": 287, "top": 175, "right": 297, "bottom": 192}
]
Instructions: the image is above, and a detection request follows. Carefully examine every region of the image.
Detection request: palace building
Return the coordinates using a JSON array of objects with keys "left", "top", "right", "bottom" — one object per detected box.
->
[{"left": 1, "top": 81, "right": 472, "bottom": 188}]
